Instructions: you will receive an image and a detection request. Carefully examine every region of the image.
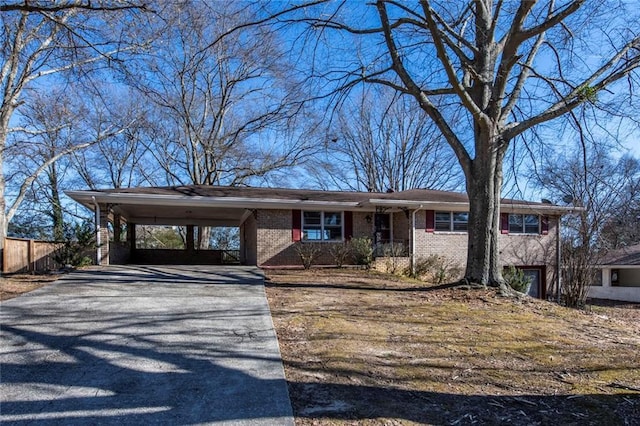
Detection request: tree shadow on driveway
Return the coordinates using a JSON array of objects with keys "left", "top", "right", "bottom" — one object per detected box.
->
[{"left": 1, "top": 265, "right": 291, "bottom": 425}]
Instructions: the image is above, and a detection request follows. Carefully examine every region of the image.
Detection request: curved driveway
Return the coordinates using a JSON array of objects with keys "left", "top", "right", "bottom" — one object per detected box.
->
[{"left": 0, "top": 265, "right": 294, "bottom": 425}]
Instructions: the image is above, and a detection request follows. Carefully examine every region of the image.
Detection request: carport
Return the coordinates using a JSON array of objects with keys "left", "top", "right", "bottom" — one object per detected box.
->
[{"left": 66, "top": 187, "right": 256, "bottom": 266}]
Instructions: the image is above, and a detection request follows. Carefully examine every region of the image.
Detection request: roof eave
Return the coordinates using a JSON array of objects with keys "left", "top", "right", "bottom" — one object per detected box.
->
[
  {"left": 65, "top": 190, "right": 361, "bottom": 211},
  {"left": 365, "top": 198, "right": 582, "bottom": 215}
]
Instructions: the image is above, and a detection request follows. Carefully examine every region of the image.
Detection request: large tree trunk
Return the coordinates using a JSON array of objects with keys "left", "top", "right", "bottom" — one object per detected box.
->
[{"left": 464, "top": 131, "right": 507, "bottom": 288}]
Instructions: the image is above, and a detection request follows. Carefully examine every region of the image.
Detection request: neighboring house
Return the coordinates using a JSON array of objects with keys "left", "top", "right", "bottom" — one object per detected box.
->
[
  {"left": 66, "top": 185, "right": 575, "bottom": 299},
  {"left": 590, "top": 244, "right": 640, "bottom": 303}
]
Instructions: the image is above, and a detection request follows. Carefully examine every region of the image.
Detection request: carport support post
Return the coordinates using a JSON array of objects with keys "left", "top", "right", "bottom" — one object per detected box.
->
[
  {"left": 128, "top": 223, "right": 136, "bottom": 257},
  {"left": 186, "top": 225, "right": 195, "bottom": 252},
  {"left": 93, "top": 201, "right": 110, "bottom": 265},
  {"left": 113, "top": 214, "right": 121, "bottom": 243}
]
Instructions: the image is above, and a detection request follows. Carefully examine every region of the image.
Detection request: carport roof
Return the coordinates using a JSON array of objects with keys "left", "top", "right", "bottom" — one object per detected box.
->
[
  {"left": 599, "top": 244, "right": 640, "bottom": 266},
  {"left": 66, "top": 185, "right": 578, "bottom": 226}
]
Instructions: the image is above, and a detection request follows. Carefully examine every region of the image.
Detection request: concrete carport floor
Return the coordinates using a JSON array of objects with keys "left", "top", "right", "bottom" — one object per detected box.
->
[{"left": 0, "top": 265, "right": 294, "bottom": 425}]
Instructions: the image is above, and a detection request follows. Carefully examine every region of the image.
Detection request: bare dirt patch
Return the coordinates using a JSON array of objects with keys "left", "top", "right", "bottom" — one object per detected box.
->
[
  {"left": 265, "top": 268, "right": 640, "bottom": 425},
  {"left": 0, "top": 273, "right": 60, "bottom": 301}
]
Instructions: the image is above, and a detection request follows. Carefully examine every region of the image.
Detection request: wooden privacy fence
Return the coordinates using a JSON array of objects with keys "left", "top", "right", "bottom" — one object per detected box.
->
[{"left": 2, "top": 237, "right": 62, "bottom": 274}]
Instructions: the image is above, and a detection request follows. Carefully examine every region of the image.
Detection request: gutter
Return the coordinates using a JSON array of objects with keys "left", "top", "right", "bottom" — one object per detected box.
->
[
  {"left": 411, "top": 205, "right": 424, "bottom": 277},
  {"left": 367, "top": 198, "right": 583, "bottom": 215},
  {"left": 92, "top": 196, "right": 101, "bottom": 266},
  {"left": 66, "top": 190, "right": 361, "bottom": 211}
]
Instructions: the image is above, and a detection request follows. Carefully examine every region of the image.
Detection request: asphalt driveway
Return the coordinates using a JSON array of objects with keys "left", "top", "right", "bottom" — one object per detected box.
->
[{"left": 0, "top": 265, "right": 294, "bottom": 425}]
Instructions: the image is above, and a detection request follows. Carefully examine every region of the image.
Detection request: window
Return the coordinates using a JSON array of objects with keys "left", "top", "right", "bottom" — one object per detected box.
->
[
  {"left": 434, "top": 211, "right": 469, "bottom": 232},
  {"left": 508, "top": 214, "right": 540, "bottom": 234},
  {"left": 435, "top": 212, "right": 451, "bottom": 231},
  {"left": 302, "top": 211, "right": 343, "bottom": 241},
  {"left": 453, "top": 212, "right": 469, "bottom": 231}
]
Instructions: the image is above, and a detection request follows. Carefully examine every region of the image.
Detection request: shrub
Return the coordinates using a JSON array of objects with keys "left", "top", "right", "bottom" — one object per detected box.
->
[
  {"left": 350, "top": 237, "right": 374, "bottom": 268},
  {"left": 53, "top": 221, "right": 96, "bottom": 268},
  {"left": 293, "top": 242, "right": 323, "bottom": 269},
  {"left": 381, "top": 242, "right": 407, "bottom": 274},
  {"left": 561, "top": 244, "right": 596, "bottom": 308},
  {"left": 412, "top": 255, "right": 463, "bottom": 285},
  {"left": 503, "top": 266, "right": 531, "bottom": 293},
  {"left": 330, "top": 241, "right": 352, "bottom": 267}
]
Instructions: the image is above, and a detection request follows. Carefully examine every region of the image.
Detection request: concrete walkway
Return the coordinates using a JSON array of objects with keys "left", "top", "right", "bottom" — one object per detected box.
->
[{"left": 0, "top": 265, "right": 294, "bottom": 425}]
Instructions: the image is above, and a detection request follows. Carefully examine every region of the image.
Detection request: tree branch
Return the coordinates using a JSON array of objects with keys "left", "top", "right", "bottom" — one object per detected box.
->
[
  {"left": 0, "top": 1, "right": 148, "bottom": 13},
  {"left": 419, "top": 1, "right": 484, "bottom": 119},
  {"left": 504, "top": 36, "right": 640, "bottom": 139}
]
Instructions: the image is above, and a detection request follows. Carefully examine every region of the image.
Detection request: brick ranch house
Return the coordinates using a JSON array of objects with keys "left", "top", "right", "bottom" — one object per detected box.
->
[{"left": 67, "top": 185, "right": 576, "bottom": 299}]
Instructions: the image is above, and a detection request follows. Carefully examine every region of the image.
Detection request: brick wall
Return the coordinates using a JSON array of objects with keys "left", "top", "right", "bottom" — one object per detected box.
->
[
  {"left": 258, "top": 210, "right": 376, "bottom": 266},
  {"left": 352, "top": 211, "right": 375, "bottom": 240},
  {"left": 98, "top": 204, "right": 110, "bottom": 265},
  {"left": 252, "top": 208, "right": 558, "bottom": 285},
  {"left": 241, "top": 213, "right": 258, "bottom": 265},
  {"left": 499, "top": 215, "right": 559, "bottom": 290},
  {"left": 412, "top": 210, "right": 558, "bottom": 287},
  {"left": 256, "top": 209, "right": 298, "bottom": 266},
  {"left": 393, "top": 211, "right": 410, "bottom": 242}
]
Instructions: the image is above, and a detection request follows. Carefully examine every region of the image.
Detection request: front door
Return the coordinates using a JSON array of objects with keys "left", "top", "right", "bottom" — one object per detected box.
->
[{"left": 374, "top": 213, "right": 391, "bottom": 244}]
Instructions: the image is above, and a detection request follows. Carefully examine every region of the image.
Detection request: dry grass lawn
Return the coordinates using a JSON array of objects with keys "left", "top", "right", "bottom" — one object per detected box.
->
[
  {"left": 265, "top": 268, "right": 640, "bottom": 426},
  {"left": 0, "top": 273, "right": 59, "bottom": 300}
]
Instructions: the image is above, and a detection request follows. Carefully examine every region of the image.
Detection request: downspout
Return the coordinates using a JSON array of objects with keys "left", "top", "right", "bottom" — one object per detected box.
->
[
  {"left": 411, "top": 205, "right": 424, "bottom": 277},
  {"left": 556, "top": 216, "right": 562, "bottom": 303},
  {"left": 92, "top": 196, "right": 101, "bottom": 265}
]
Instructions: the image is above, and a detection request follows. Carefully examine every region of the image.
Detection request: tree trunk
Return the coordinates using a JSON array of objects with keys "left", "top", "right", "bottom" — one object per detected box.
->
[
  {"left": 197, "top": 226, "right": 211, "bottom": 250},
  {"left": 0, "top": 178, "right": 5, "bottom": 251},
  {"left": 463, "top": 134, "right": 507, "bottom": 288},
  {"left": 0, "top": 122, "right": 7, "bottom": 251},
  {"left": 49, "top": 163, "right": 64, "bottom": 241}
]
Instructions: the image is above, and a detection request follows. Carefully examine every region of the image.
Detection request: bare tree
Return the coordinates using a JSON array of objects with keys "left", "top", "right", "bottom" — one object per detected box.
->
[
  {"left": 310, "top": 87, "right": 462, "bottom": 192},
  {"left": 9, "top": 89, "right": 85, "bottom": 240},
  {"left": 131, "top": 1, "right": 315, "bottom": 189},
  {"left": 286, "top": 0, "right": 640, "bottom": 288},
  {"left": 130, "top": 1, "right": 318, "bottom": 248},
  {"left": 0, "top": 1, "right": 147, "bottom": 248},
  {"left": 71, "top": 87, "right": 152, "bottom": 191},
  {"left": 599, "top": 160, "right": 640, "bottom": 249},
  {"left": 7, "top": 85, "right": 136, "bottom": 239},
  {"left": 536, "top": 146, "right": 640, "bottom": 306}
]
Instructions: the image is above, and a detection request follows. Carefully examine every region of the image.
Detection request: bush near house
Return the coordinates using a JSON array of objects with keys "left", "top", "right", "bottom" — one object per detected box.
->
[
  {"left": 53, "top": 222, "right": 96, "bottom": 268},
  {"left": 293, "top": 241, "right": 323, "bottom": 269},
  {"left": 350, "top": 237, "right": 374, "bottom": 268},
  {"left": 412, "top": 254, "right": 463, "bottom": 285},
  {"left": 329, "top": 241, "right": 353, "bottom": 267},
  {"left": 503, "top": 266, "right": 532, "bottom": 293}
]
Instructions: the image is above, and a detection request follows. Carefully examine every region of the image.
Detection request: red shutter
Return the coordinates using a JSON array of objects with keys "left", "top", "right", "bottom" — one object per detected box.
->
[
  {"left": 292, "top": 210, "right": 301, "bottom": 241},
  {"left": 541, "top": 216, "right": 549, "bottom": 235},
  {"left": 344, "top": 211, "right": 353, "bottom": 240},
  {"left": 500, "top": 213, "right": 510, "bottom": 234},
  {"left": 425, "top": 210, "right": 435, "bottom": 233}
]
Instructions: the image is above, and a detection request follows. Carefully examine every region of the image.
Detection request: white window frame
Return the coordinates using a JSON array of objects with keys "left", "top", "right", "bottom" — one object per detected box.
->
[
  {"left": 508, "top": 214, "right": 540, "bottom": 234},
  {"left": 435, "top": 211, "right": 469, "bottom": 232},
  {"left": 302, "top": 211, "right": 344, "bottom": 242}
]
